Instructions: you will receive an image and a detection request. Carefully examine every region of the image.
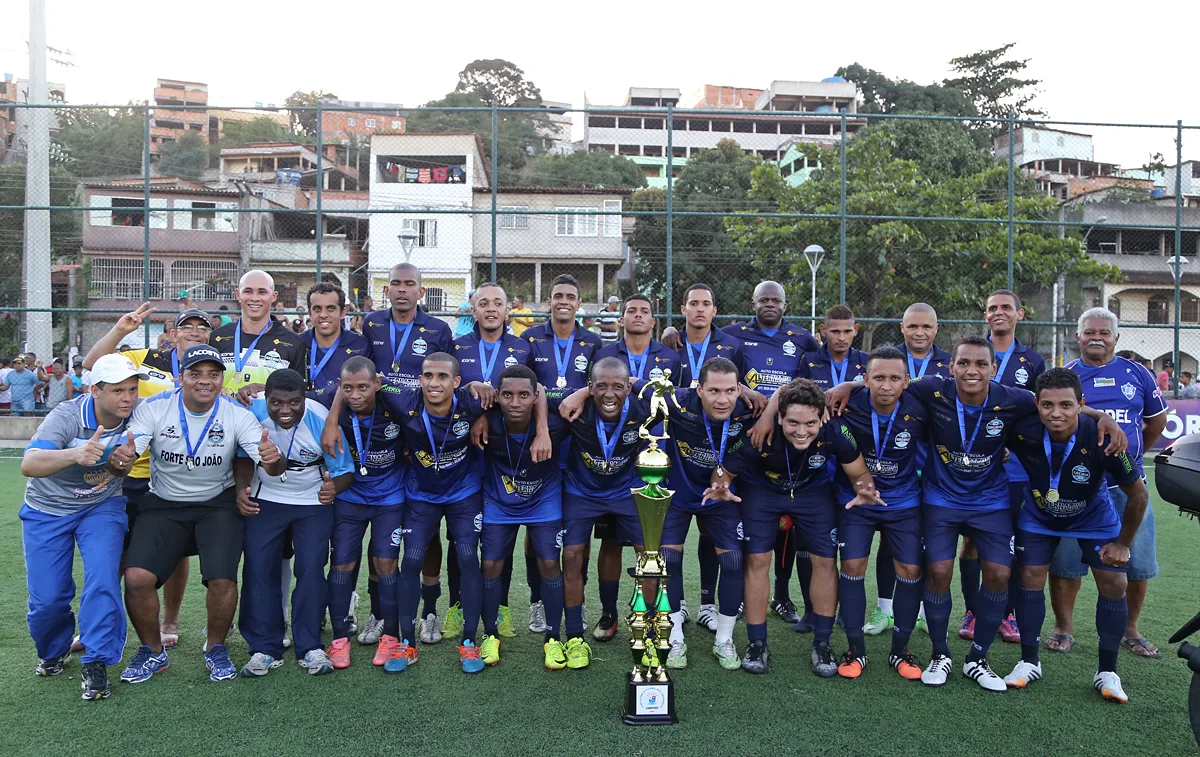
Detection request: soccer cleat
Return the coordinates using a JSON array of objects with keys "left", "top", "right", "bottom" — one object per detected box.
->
[
  {"left": 889, "top": 653, "right": 923, "bottom": 680},
  {"left": 958, "top": 610, "right": 976, "bottom": 640},
  {"left": 713, "top": 639, "right": 740, "bottom": 670},
  {"left": 205, "top": 644, "right": 237, "bottom": 682},
  {"left": 480, "top": 634, "right": 502, "bottom": 666},
  {"left": 120, "top": 646, "right": 169, "bottom": 684},
  {"left": 592, "top": 612, "right": 618, "bottom": 642},
  {"left": 385, "top": 639, "right": 418, "bottom": 673},
  {"left": 282, "top": 623, "right": 291, "bottom": 650},
  {"left": 459, "top": 641, "right": 485, "bottom": 674},
  {"left": 240, "top": 652, "right": 283, "bottom": 677},
  {"left": 1004, "top": 660, "right": 1043, "bottom": 689},
  {"left": 963, "top": 658, "right": 1006, "bottom": 692},
  {"left": 741, "top": 640, "right": 769, "bottom": 674},
  {"left": 1094, "top": 671, "right": 1128, "bottom": 703},
  {"left": 771, "top": 598, "right": 800, "bottom": 624},
  {"left": 666, "top": 640, "right": 688, "bottom": 669},
  {"left": 357, "top": 614, "right": 384, "bottom": 645},
  {"left": 327, "top": 637, "right": 351, "bottom": 669},
  {"left": 680, "top": 599, "right": 691, "bottom": 624},
  {"left": 35, "top": 652, "right": 70, "bottom": 677},
  {"left": 528, "top": 601, "right": 548, "bottom": 634},
  {"left": 565, "top": 637, "right": 592, "bottom": 670},
  {"left": 791, "top": 611, "right": 815, "bottom": 634},
  {"left": 420, "top": 614, "right": 443, "bottom": 644},
  {"left": 921, "top": 654, "right": 953, "bottom": 687},
  {"left": 837, "top": 651, "right": 867, "bottom": 679},
  {"left": 544, "top": 639, "right": 568, "bottom": 671},
  {"left": 497, "top": 606, "right": 517, "bottom": 638},
  {"left": 864, "top": 607, "right": 894, "bottom": 636},
  {"left": 373, "top": 635, "right": 400, "bottom": 667},
  {"left": 80, "top": 661, "right": 111, "bottom": 701},
  {"left": 442, "top": 602, "right": 464, "bottom": 637},
  {"left": 999, "top": 613, "right": 1021, "bottom": 643},
  {"left": 697, "top": 604, "right": 718, "bottom": 632},
  {"left": 299, "top": 649, "right": 334, "bottom": 676},
  {"left": 811, "top": 643, "right": 838, "bottom": 678}
]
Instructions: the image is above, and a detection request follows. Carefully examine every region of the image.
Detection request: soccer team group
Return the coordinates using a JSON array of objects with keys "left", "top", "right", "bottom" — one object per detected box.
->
[{"left": 19, "top": 262, "right": 1168, "bottom": 705}]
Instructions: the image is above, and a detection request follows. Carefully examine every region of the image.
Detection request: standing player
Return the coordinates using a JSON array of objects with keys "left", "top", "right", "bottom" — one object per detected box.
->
[
  {"left": 20, "top": 354, "right": 146, "bottom": 700},
  {"left": 1047, "top": 308, "right": 1166, "bottom": 659},
  {"left": 302, "top": 282, "right": 370, "bottom": 410},
  {"left": 595, "top": 294, "right": 681, "bottom": 385},
  {"left": 211, "top": 270, "right": 306, "bottom": 403},
  {"left": 1005, "top": 368, "right": 1148, "bottom": 702}
]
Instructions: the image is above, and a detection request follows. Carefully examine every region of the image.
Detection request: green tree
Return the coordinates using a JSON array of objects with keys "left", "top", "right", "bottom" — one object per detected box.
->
[
  {"left": 407, "top": 95, "right": 551, "bottom": 186},
  {"left": 56, "top": 105, "right": 146, "bottom": 178},
  {"left": 221, "top": 116, "right": 296, "bottom": 146},
  {"left": 455, "top": 59, "right": 542, "bottom": 106},
  {"left": 284, "top": 89, "right": 338, "bottom": 137},
  {"left": 156, "top": 131, "right": 209, "bottom": 181},
  {"left": 944, "top": 43, "right": 1046, "bottom": 121},
  {"left": 520, "top": 151, "right": 646, "bottom": 189},
  {"left": 837, "top": 64, "right": 977, "bottom": 116},
  {"left": 866, "top": 118, "right": 995, "bottom": 182}
]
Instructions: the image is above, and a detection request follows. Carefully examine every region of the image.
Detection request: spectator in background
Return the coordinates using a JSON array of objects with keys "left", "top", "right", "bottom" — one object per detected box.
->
[
  {"left": 216, "top": 305, "right": 234, "bottom": 328},
  {"left": 45, "top": 359, "right": 74, "bottom": 411},
  {"left": 1180, "top": 371, "right": 1198, "bottom": 399},
  {"left": 508, "top": 296, "right": 535, "bottom": 337},
  {"left": 350, "top": 296, "right": 374, "bottom": 333},
  {"left": 3, "top": 356, "right": 39, "bottom": 415},
  {"left": 581, "top": 316, "right": 601, "bottom": 335},
  {"left": 455, "top": 290, "right": 476, "bottom": 337},
  {"left": 1157, "top": 360, "right": 1174, "bottom": 392},
  {"left": 291, "top": 318, "right": 305, "bottom": 335},
  {"left": 598, "top": 296, "right": 621, "bottom": 345},
  {"left": 157, "top": 330, "right": 175, "bottom": 351},
  {"left": 71, "top": 358, "right": 91, "bottom": 396},
  {"left": 0, "top": 358, "right": 11, "bottom": 413}
]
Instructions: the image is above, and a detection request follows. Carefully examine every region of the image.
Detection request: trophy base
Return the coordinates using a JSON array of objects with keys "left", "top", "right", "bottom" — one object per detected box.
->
[{"left": 623, "top": 672, "right": 678, "bottom": 725}]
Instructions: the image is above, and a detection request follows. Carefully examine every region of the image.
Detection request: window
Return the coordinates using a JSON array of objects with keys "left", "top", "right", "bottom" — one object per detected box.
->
[
  {"left": 1148, "top": 295, "right": 1169, "bottom": 325},
  {"left": 499, "top": 205, "right": 529, "bottom": 230},
  {"left": 402, "top": 219, "right": 437, "bottom": 247},
  {"left": 424, "top": 286, "right": 447, "bottom": 313},
  {"left": 603, "top": 199, "right": 621, "bottom": 237},
  {"left": 1107, "top": 296, "right": 1121, "bottom": 320},
  {"left": 88, "top": 196, "right": 167, "bottom": 228},
  {"left": 347, "top": 117, "right": 356, "bottom": 126},
  {"left": 1184, "top": 296, "right": 1200, "bottom": 324},
  {"left": 391, "top": 120, "right": 402, "bottom": 130},
  {"left": 91, "top": 259, "right": 164, "bottom": 300},
  {"left": 170, "top": 260, "right": 237, "bottom": 301},
  {"left": 556, "top": 207, "right": 598, "bottom": 237},
  {"left": 366, "top": 119, "right": 376, "bottom": 128},
  {"left": 174, "top": 199, "right": 238, "bottom": 232},
  {"left": 190, "top": 201, "right": 217, "bottom": 231}
]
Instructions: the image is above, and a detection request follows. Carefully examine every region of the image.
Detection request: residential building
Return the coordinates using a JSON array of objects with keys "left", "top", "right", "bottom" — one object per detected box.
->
[
  {"left": 219, "top": 142, "right": 361, "bottom": 190},
  {"left": 541, "top": 100, "right": 575, "bottom": 155},
  {"left": 151, "top": 78, "right": 209, "bottom": 154},
  {"left": 319, "top": 98, "right": 407, "bottom": 144},
  {"left": 994, "top": 126, "right": 1120, "bottom": 201},
  {"left": 1, "top": 73, "right": 67, "bottom": 164},
  {"left": 1162, "top": 161, "right": 1200, "bottom": 207},
  {"left": 207, "top": 107, "right": 290, "bottom": 146},
  {"left": 690, "top": 84, "right": 763, "bottom": 109}
]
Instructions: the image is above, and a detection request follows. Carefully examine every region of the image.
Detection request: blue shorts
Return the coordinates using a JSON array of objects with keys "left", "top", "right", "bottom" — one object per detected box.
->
[
  {"left": 662, "top": 501, "right": 744, "bottom": 552},
  {"left": 1009, "top": 481, "right": 1030, "bottom": 521},
  {"left": 563, "top": 493, "right": 642, "bottom": 547},
  {"left": 741, "top": 484, "right": 837, "bottom": 558},
  {"left": 1049, "top": 484, "right": 1157, "bottom": 581},
  {"left": 837, "top": 505, "right": 922, "bottom": 566},
  {"left": 593, "top": 513, "right": 632, "bottom": 544},
  {"left": 481, "top": 521, "right": 564, "bottom": 563},
  {"left": 923, "top": 504, "right": 1013, "bottom": 567},
  {"left": 406, "top": 492, "right": 483, "bottom": 550},
  {"left": 1016, "top": 529, "right": 1126, "bottom": 573},
  {"left": 331, "top": 500, "right": 404, "bottom": 564}
]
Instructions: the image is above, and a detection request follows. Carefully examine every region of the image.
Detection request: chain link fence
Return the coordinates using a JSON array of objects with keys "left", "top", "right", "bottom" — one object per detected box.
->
[{"left": 2, "top": 101, "right": 1199, "bottom": 412}]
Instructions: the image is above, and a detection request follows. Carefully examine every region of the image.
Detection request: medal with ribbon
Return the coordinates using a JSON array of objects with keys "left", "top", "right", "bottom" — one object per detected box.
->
[
  {"left": 595, "top": 397, "right": 631, "bottom": 472},
  {"left": 686, "top": 332, "right": 712, "bottom": 389},
  {"left": 871, "top": 404, "right": 899, "bottom": 474},
  {"left": 390, "top": 320, "right": 412, "bottom": 374},
  {"left": 351, "top": 412, "right": 373, "bottom": 477},
  {"left": 478, "top": 339, "right": 501, "bottom": 386},
  {"left": 178, "top": 391, "right": 218, "bottom": 471},
  {"left": 233, "top": 320, "right": 272, "bottom": 374},
  {"left": 308, "top": 332, "right": 341, "bottom": 391},
  {"left": 703, "top": 414, "right": 730, "bottom": 478},
  {"left": 553, "top": 334, "right": 574, "bottom": 389},
  {"left": 955, "top": 395, "right": 987, "bottom": 467},
  {"left": 1043, "top": 428, "right": 1077, "bottom": 504},
  {"left": 421, "top": 395, "right": 459, "bottom": 473}
]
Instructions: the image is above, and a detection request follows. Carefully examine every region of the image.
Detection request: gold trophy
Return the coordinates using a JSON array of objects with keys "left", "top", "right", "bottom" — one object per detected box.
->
[{"left": 623, "top": 371, "right": 680, "bottom": 726}]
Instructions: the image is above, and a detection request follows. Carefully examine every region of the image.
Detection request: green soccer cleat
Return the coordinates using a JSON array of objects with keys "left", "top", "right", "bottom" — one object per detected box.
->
[
  {"left": 442, "top": 602, "right": 463, "bottom": 637},
  {"left": 713, "top": 639, "right": 740, "bottom": 670},
  {"left": 864, "top": 607, "right": 894, "bottom": 636},
  {"left": 544, "top": 639, "right": 567, "bottom": 671},
  {"left": 497, "top": 606, "right": 517, "bottom": 638},
  {"left": 565, "top": 637, "right": 592, "bottom": 670},
  {"left": 666, "top": 640, "right": 688, "bottom": 669},
  {"left": 479, "top": 634, "right": 501, "bottom": 666}
]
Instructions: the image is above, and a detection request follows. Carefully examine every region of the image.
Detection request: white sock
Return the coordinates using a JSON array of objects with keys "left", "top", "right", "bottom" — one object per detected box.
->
[
  {"left": 669, "top": 611, "right": 686, "bottom": 644},
  {"left": 877, "top": 598, "right": 894, "bottom": 615},
  {"left": 715, "top": 613, "right": 737, "bottom": 646}
]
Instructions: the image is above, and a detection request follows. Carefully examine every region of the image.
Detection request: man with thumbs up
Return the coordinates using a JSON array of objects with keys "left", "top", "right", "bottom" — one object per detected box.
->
[{"left": 20, "top": 353, "right": 148, "bottom": 701}]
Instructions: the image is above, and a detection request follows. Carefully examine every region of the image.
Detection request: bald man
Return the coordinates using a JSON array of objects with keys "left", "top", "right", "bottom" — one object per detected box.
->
[{"left": 210, "top": 270, "right": 306, "bottom": 403}]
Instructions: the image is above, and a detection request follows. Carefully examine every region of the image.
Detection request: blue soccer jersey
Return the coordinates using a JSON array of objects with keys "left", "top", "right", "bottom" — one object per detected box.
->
[
  {"left": 899, "top": 344, "right": 953, "bottom": 381},
  {"left": 906, "top": 376, "right": 1037, "bottom": 511},
  {"left": 1007, "top": 414, "right": 1140, "bottom": 538},
  {"left": 551, "top": 394, "right": 654, "bottom": 499},
  {"left": 991, "top": 338, "right": 1046, "bottom": 391},
  {"left": 523, "top": 323, "right": 604, "bottom": 401},
  {"left": 302, "top": 327, "right": 371, "bottom": 409},
  {"left": 336, "top": 396, "right": 408, "bottom": 507},
  {"left": 595, "top": 339, "right": 681, "bottom": 385},
  {"left": 387, "top": 387, "right": 485, "bottom": 504},
  {"left": 361, "top": 308, "right": 454, "bottom": 390},
  {"left": 676, "top": 326, "right": 743, "bottom": 388},
  {"left": 661, "top": 388, "right": 756, "bottom": 510},
  {"left": 452, "top": 329, "right": 532, "bottom": 386},
  {"left": 1067, "top": 356, "right": 1167, "bottom": 480},
  {"left": 834, "top": 387, "right": 928, "bottom": 510},
  {"left": 722, "top": 319, "right": 818, "bottom": 397},
  {"left": 798, "top": 345, "right": 869, "bottom": 392},
  {"left": 481, "top": 409, "right": 569, "bottom": 524},
  {"left": 724, "top": 418, "right": 860, "bottom": 499}
]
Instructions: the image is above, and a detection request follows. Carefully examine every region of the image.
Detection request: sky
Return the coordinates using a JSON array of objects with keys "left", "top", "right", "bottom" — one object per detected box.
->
[{"left": 4, "top": 0, "right": 1199, "bottom": 167}]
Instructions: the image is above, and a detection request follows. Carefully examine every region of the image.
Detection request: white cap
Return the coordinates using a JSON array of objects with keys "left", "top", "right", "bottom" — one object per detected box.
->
[{"left": 91, "top": 353, "right": 150, "bottom": 385}]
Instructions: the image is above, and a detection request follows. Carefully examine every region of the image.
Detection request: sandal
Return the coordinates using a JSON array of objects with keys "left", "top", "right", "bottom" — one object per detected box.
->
[
  {"left": 161, "top": 631, "right": 180, "bottom": 649},
  {"left": 1121, "top": 635, "right": 1160, "bottom": 658},
  {"left": 1043, "top": 632, "right": 1074, "bottom": 653}
]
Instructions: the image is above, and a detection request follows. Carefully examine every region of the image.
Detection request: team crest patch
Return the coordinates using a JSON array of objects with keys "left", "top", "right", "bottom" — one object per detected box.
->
[
  {"left": 574, "top": 354, "right": 589, "bottom": 373},
  {"left": 1071, "top": 464, "right": 1090, "bottom": 483},
  {"left": 207, "top": 422, "right": 225, "bottom": 446},
  {"left": 453, "top": 420, "right": 471, "bottom": 437},
  {"left": 649, "top": 367, "right": 664, "bottom": 380},
  {"left": 504, "top": 355, "right": 519, "bottom": 368},
  {"left": 621, "top": 428, "right": 640, "bottom": 444},
  {"left": 1121, "top": 383, "right": 1137, "bottom": 400},
  {"left": 412, "top": 338, "right": 428, "bottom": 355},
  {"left": 986, "top": 418, "right": 1004, "bottom": 437},
  {"left": 298, "top": 445, "right": 321, "bottom": 463},
  {"left": 1014, "top": 367, "right": 1029, "bottom": 385},
  {"left": 384, "top": 423, "right": 401, "bottom": 439},
  {"left": 728, "top": 423, "right": 743, "bottom": 437},
  {"left": 894, "top": 431, "right": 911, "bottom": 449},
  {"left": 782, "top": 341, "right": 796, "bottom": 356},
  {"left": 808, "top": 454, "right": 826, "bottom": 468},
  {"left": 391, "top": 528, "right": 403, "bottom": 546},
  {"left": 473, "top": 513, "right": 483, "bottom": 532}
]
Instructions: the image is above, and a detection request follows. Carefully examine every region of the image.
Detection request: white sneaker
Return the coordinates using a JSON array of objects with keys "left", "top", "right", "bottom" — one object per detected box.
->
[
  {"left": 1004, "top": 659, "right": 1043, "bottom": 689},
  {"left": 298, "top": 648, "right": 333, "bottom": 676},
  {"left": 281, "top": 623, "right": 291, "bottom": 650},
  {"left": 921, "top": 654, "right": 953, "bottom": 686},
  {"left": 420, "top": 613, "right": 443, "bottom": 644},
  {"left": 963, "top": 658, "right": 1007, "bottom": 692},
  {"left": 1094, "top": 671, "right": 1128, "bottom": 703},
  {"left": 679, "top": 599, "right": 690, "bottom": 624},
  {"left": 665, "top": 639, "right": 688, "bottom": 669},
  {"left": 581, "top": 601, "right": 588, "bottom": 633},
  {"left": 357, "top": 614, "right": 384, "bottom": 645},
  {"left": 528, "top": 600, "right": 548, "bottom": 633},
  {"left": 697, "top": 604, "right": 718, "bottom": 632},
  {"left": 240, "top": 652, "right": 283, "bottom": 677}
]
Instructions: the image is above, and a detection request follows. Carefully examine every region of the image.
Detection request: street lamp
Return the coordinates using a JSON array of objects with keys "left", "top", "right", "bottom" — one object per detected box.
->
[
  {"left": 1082, "top": 215, "right": 1108, "bottom": 249},
  {"left": 802, "top": 244, "right": 825, "bottom": 333},
  {"left": 398, "top": 228, "right": 419, "bottom": 263},
  {"left": 1167, "top": 254, "right": 1190, "bottom": 284}
]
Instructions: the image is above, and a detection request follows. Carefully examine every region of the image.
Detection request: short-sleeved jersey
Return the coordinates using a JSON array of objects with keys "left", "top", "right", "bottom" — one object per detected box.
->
[
  {"left": 724, "top": 419, "right": 860, "bottom": 500},
  {"left": 1007, "top": 414, "right": 1140, "bottom": 538},
  {"left": 662, "top": 388, "right": 756, "bottom": 510},
  {"left": 835, "top": 387, "right": 928, "bottom": 510},
  {"left": 1067, "top": 356, "right": 1168, "bottom": 480},
  {"left": 553, "top": 394, "right": 654, "bottom": 499},
  {"left": 120, "top": 347, "right": 182, "bottom": 479},
  {"left": 481, "top": 410, "right": 569, "bottom": 523},
  {"left": 797, "top": 345, "right": 869, "bottom": 392},
  {"left": 388, "top": 387, "right": 485, "bottom": 504},
  {"left": 991, "top": 338, "right": 1046, "bottom": 391},
  {"left": 523, "top": 323, "right": 604, "bottom": 402},
  {"left": 361, "top": 308, "right": 454, "bottom": 390},
  {"left": 5, "top": 368, "right": 38, "bottom": 404},
  {"left": 906, "top": 377, "right": 1037, "bottom": 511},
  {"left": 129, "top": 390, "right": 265, "bottom": 502},
  {"left": 452, "top": 329, "right": 532, "bottom": 386},
  {"left": 723, "top": 319, "right": 818, "bottom": 397},
  {"left": 899, "top": 344, "right": 953, "bottom": 381},
  {"left": 336, "top": 394, "right": 408, "bottom": 507},
  {"left": 595, "top": 339, "right": 681, "bottom": 385},
  {"left": 301, "top": 327, "right": 371, "bottom": 409},
  {"left": 676, "top": 327, "right": 743, "bottom": 388},
  {"left": 246, "top": 398, "right": 354, "bottom": 506},
  {"left": 209, "top": 319, "right": 306, "bottom": 395},
  {"left": 23, "top": 395, "right": 133, "bottom": 515}
]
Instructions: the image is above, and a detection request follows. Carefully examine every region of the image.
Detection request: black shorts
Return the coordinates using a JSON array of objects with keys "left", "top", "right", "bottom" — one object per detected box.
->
[
  {"left": 123, "top": 477, "right": 151, "bottom": 551},
  {"left": 125, "top": 489, "right": 243, "bottom": 587}
]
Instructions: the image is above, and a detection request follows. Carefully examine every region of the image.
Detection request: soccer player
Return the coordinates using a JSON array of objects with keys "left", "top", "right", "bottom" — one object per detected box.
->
[
  {"left": 724, "top": 378, "right": 884, "bottom": 676},
  {"left": 478, "top": 365, "right": 568, "bottom": 668},
  {"left": 112, "top": 345, "right": 285, "bottom": 683},
  {"left": 237, "top": 369, "right": 355, "bottom": 677},
  {"left": 211, "top": 270, "right": 306, "bottom": 403},
  {"left": 595, "top": 294, "right": 681, "bottom": 385},
  {"left": 20, "top": 354, "right": 146, "bottom": 700},
  {"left": 1005, "top": 368, "right": 1148, "bottom": 703},
  {"left": 1047, "top": 308, "right": 1167, "bottom": 660},
  {"left": 302, "top": 282, "right": 370, "bottom": 409}
]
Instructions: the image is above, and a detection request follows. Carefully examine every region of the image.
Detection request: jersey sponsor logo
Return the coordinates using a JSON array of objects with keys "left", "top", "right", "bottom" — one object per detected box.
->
[
  {"left": 1122, "top": 383, "right": 1137, "bottom": 400},
  {"left": 412, "top": 338, "right": 428, "bottom": 356},
  {"left": 1009, "top": 535, "right": 1015, "bottom": 555},
  {"left": 298, "top": 445, "right": 322, "bottom": 463},
  {"left": 1014, "top": 367, "right": 1029, "bottom": 385},
  {"left": 894, "top": 430, "right": 911, "bottom": 449},
  {"left": 808, "top": 454, "right": 826, "bottom": 468},
  {"left": 621, "top": 428, "right": 640, "bottom": 444},
  {"left": 474, "top": 512, "right": 483, "bottom": 532},
  {"left": 736, "top": 521, "right": 745, "bottom": 540},
  {"left": 391, "top": 528, "right": 403, "bottom": 546},
  {"left": 207, "top": 422, "right": 225, "bottom": 445},
  {"left": 160, "top": 425, "right": 180, "bottom": 440},
  {"left": 867, "top": 458, "right": 899, "bottom": 476},
  {"left": 504, "top": 355, "right": 519, "bottom": 368},
  {"left": 783, "top": 341, "right": 796, "bottom": 356},
  {"left": 1093, "top": 377, "right": 1115, "bottom": 388},
  {"left": 937, "top": 445, "right": 992, "bottom": 470},
  {"left": 830, "top": 527, "right": 838, "bottom": 546},
  {"left": 160, "top": 450, "right": 223, "bottom": 468},
  {"left": 1102, "top": 408, "right": 1133, "bottom": 424},
  {"left": 728, "top": 422, "right": 743, "bottom": 437},
  {"left": 452, "top": 420, "right": 470, "bottom": 437},
  {"left": 384, "top": 423, "right": 401, "bottom": 439},
  {"left": 1071, "top": 464, "right": 1090, "bottom": 483},
  {"left": 986, "top": 418, "right": 1004, "bottom": 437},
  {"left": 581, "top": 450, "right": 632, "bottom": 475},
  {"left": 574, "top": 354, "right": 588, "bottom": 373}
]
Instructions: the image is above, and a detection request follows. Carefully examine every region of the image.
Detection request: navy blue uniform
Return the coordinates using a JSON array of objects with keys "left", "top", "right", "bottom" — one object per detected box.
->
[
  {"left": 332, "top": 396, "right": 408, "bottom": 563},
  {"left": 992, "top": 337, "right": 1046, "bottom": 496},
  {"left": 723, "top": 319, "right": 818, "bottom": 397},
  {"left": 595, "top": 339, "right": 681, "bottom": 385},
  {"left": 361, "top": 308, "right": 454, "bottom": 390},
  {"left": 899, "top": 344, "right": 953, "bottom": 381},
  {"left": 797, "top": 345, "right": 869, "bottom": 392},
  {"left": 452, "top": 328, "right": 532, "bottom": 386},
  {"left": 677, "top": 327, "right": 743, "bottom": 388},
  {"left": 523, "top": 324, "right": 604, "bottom": 402},
  {"left": 302, "top": 327, "right": 371, "bottom": 409},
  {"left": 725, "top": 420, "right": 860, "bottom": 558}
]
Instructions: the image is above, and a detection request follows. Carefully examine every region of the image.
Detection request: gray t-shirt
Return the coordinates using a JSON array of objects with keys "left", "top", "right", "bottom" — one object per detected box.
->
[
  {"left": 46, "top": 374, "right": 71, "bottom": 410},
  {"left": 23, "top": 395, "right": 132, "bottom": 516}
]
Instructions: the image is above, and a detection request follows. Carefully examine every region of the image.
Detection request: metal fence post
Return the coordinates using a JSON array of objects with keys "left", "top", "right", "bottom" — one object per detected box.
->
[
  {"left": 143, "top": 101, "right": 152, "bottom": 346},
  {"left": 490, "top": 100, "right": 499, "bottom": 282},
  {"left": 315, "top": 101, "right": 323, "bottom": 283},
  {"left": 1007, "top": 111, "right": 1015, "bottom": 290},
  {"left": 1174, "top": 119, "right": 1184, "bottom": 397},
  {"left": 839, "top": 111, "right": 848, "bottom": 304},
  {"left": 665, "top": 102, "right": 674, "bottom": 329}
]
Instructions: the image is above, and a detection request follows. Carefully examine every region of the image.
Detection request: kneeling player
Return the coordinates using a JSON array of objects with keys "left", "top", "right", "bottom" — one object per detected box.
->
[{"left": 1004, "top": 368, "right": 1147, "bottom": 703}]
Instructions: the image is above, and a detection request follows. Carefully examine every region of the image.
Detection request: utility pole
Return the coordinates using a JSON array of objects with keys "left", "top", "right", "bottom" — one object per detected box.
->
[{"left": 23, "top": 0, "right": 53, "bottom": 358}]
